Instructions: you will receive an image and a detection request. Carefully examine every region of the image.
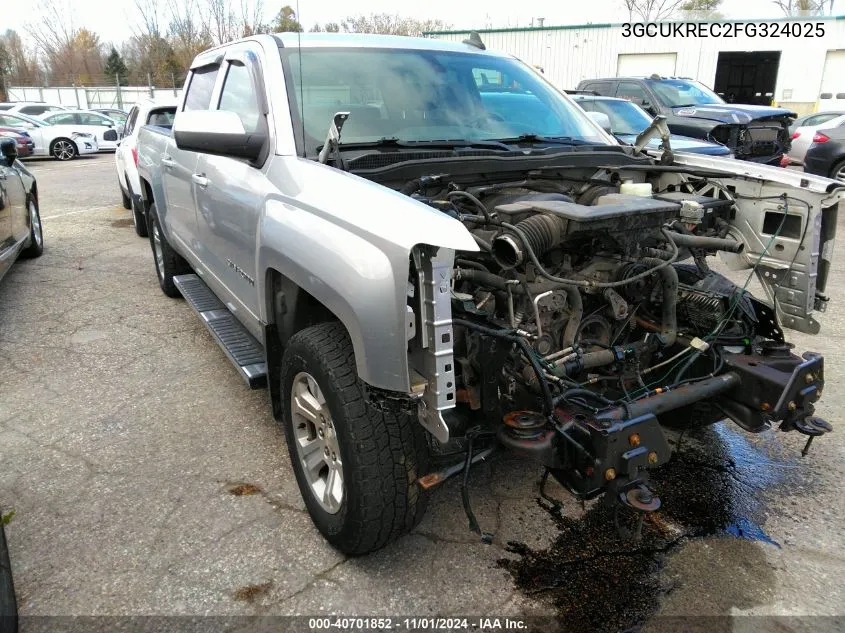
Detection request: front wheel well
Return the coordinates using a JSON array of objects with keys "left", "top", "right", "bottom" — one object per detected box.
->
[
  {"left": 264, "top": 267, "right": 344, "bottom": 423},
  {"left": 265, "top": 268, "right": 339, "bottom": 346}
]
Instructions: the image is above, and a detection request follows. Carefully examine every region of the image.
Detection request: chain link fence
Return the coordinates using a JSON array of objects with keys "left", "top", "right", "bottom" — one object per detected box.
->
[{"left": 7, "top": 81, "right": 181, "bottom": 111}]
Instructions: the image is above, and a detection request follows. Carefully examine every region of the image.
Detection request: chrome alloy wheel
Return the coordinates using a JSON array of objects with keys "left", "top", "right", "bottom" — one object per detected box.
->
[
  {"left": 29, "top": 200, "right": 42, "bottom": 248},
  {"left": 835, "top": 164, "right": 845, "bottom": 183},
  {"left": 52, "top": 140, "right": 75, "bottom": 160},
  {"left": 152, "top": 222, "right": 164, "bottom": 281},
  {"left": 290, "top": 371, "right": 344, "bottom": 514}
]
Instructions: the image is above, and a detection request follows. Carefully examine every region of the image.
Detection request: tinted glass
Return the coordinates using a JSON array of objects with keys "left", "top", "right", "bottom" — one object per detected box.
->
[
  {"left": 20, "top": 106, "right": 49, "bottom": 115},
  {"left": 615, "top": 82, "right": 649, "bottom": 103},
  {"left": 284, "top": 49, "right": 608, "bottom": 156},
  {"left": 583, "top": 82, "right": 614, "bottom": 97},
  {"left": 646, "top": 79, "right": 724, "bottom": 107},
  {"left": 218, "top": 62, "right": 260, "bottom": 133},
  {"left": 184, "top": 65, "right": 220, "bottom": 111}
]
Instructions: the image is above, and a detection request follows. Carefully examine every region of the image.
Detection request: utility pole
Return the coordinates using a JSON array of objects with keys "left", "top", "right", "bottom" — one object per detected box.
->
[
  {"left": 171, "top": 71, "right": 177, "bottom": 96},
  {"left": 115, "top": 73, "right": 123, "bottom": 110},
  {"left": 147, "top": 72, "right": 154, "bottom": 98}
]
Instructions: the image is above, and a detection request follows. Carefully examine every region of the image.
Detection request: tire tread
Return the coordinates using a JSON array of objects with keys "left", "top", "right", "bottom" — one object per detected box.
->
[{"left": 282, "top": 322, "right": 429, "bottom": 555}]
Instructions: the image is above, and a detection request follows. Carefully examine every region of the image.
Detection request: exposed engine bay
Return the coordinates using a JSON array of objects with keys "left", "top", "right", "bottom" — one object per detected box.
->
[{"left": 392, "top": 162, "right": 835, "bottom": 532}]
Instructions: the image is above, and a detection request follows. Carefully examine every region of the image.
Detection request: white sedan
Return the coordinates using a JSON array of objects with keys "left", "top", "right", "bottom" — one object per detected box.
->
[
  {"left": 40, "top": 110, "right": 122, "bottom": 150},
  {"left": 0, "top": 112, "right": 99, "bottom": 160}
]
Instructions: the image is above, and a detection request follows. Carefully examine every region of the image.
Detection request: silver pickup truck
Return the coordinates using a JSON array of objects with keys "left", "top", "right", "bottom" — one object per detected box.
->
[{"left": 136, "top": 33, "right": 844, "bottom": 554}]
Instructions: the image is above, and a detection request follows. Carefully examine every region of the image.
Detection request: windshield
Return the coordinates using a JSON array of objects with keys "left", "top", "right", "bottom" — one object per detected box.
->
[
  {"left": 0, "top": 113, "right": 46, "bottom": 128},
  {"left": 578, "top": 99, "right": 653, "bottom": 136},
  {"left": 645, "top": 79, "right": 724, "bottom": 108},
  {"left": 282, "top": 48, "right": 609, "bottom": 156}
]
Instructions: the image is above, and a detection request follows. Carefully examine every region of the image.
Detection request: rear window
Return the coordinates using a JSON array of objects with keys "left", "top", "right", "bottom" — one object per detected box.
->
[
  {"left": 582, "top": 82, "right": 614, "bottom": 97},
  {"left": 146, "top": 108, "right": 176, "bottom": 128}
]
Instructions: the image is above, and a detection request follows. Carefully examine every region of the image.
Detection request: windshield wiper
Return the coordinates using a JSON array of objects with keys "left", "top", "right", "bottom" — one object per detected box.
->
[
  {"left": 335, "top": 137, "right": 515, "bottom": 151},
  {"left": 493, "top": 134, "right": 593, "bottom": 146}
]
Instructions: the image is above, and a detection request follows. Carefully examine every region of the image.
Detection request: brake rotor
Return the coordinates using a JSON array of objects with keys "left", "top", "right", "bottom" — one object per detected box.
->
[
  {"left": 623, "top": 486, "right": 662, "bottom": 513},
  {"left": 503, "top": 411, "right": 547, "bottom": 439}
]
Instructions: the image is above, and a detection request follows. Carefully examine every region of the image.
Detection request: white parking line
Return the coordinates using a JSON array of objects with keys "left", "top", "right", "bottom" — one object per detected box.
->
[{"left": 42, "top": 205, "right": 122, "bottom": 220}]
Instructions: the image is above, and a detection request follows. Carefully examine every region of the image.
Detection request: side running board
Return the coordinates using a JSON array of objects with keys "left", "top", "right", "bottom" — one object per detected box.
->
[{"left": 173, "top": 274, "right": 267, "bottom": 389}]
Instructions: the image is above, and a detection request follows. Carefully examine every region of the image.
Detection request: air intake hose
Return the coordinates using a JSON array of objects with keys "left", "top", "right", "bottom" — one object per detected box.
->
[{"left": 492, "top": 214, "right": 564, "bottom": 268}]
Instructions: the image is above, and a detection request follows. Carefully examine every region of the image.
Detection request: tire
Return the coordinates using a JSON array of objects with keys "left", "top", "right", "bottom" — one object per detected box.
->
[
  {"left": 126, "top": 177, "right": 148, "bottom": 238},
  {"left": 281, "top": 322, "right": 430, "bottom": 555},
  {"left": 830, "top": 159, "right": 845, "bottom": 183},
  {"left": 50, "top": 138, "right": 77, "bottom": 161},
  {"left": 20, "top": 196, "right": 43, "bottom": 259},
  {"left": 148, "top": 203, "right": 190, "bottom": 298},
  {"left": 0, "top": 519, "right": 18, "bottom": 633},
  {"left": 120, "top": 181, "right": 131, "bottom": 209}
]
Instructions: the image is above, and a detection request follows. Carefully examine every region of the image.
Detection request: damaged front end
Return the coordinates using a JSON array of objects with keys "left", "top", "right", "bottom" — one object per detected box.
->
[{"left": 399, "top": 158, "right": 841, "bottom": 536}]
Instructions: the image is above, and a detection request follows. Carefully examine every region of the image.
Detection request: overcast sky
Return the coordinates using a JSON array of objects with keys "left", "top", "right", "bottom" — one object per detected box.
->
[{"left": 4, "top": 0, "right": 841, "bottom": 47}]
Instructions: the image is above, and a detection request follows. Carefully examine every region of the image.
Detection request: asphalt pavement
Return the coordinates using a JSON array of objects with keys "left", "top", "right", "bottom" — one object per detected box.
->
[{"left": 0, "top": 153, "right": 843, "bottom": 631}]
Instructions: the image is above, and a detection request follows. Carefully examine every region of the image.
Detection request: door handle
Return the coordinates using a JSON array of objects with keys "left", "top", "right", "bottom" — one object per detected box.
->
[
  {"left": 161, "top": 156, "right": 175, "bottom": 169},
  {"left": 191, "top": 174, "right": 209, "bottom": 188}
]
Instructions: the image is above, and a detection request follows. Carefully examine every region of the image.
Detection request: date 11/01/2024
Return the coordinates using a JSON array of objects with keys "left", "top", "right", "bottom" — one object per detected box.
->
[{"left": 309, "top": 617, "right": 528, "bottom": 631}]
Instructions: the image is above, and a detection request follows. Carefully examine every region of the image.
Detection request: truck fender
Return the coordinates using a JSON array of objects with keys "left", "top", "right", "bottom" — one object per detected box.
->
[{"left": 258, "top": 199, "right": 413, "bottom": 393}]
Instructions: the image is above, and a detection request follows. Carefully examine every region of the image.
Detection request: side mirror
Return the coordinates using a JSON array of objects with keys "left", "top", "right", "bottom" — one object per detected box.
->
[
  {"left": 0, "top": 137, "right": 18, "bottom": 166},
  {"left": 173, "top": 110, "right": 266, "bottom": 162},
  {"left": 586, "top": 111, "right": 613, "bottom": 134}
]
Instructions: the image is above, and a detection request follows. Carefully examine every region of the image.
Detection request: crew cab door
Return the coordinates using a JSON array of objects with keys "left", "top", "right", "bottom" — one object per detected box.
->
[
  {"left": 193, "top": 47, "right": 269, "bottom": 336},
  {"left": 164, "top": 64, "right": 220, "bottom": 253}
]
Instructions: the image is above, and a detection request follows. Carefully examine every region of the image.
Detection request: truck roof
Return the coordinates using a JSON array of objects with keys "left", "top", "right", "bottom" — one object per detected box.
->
[{"left": 202, "top": 32, "right": 509, "bottom": 57}]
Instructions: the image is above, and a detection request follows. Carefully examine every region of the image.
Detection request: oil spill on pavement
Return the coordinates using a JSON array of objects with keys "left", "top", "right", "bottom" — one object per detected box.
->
[
  {"left": 499, "top": 424, "right": 798, "bottom": 633},
  {"left": 110, "top": 218, "right": 134, "bottom": 228},
  {"left": 233, "top": 581, "right": 273, "bottom": 602},
  {"left": 227, "top": 482, "right": 263, "bottom": 496}
]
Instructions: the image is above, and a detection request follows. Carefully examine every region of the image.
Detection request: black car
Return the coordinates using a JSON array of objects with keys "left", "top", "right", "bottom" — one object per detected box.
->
[
  {"left": 576, "top": 75, "right": 795, "bottom": 164},
  {"left": 0, "top": 137, "right": 43, "bottom": 284},
  {"left": 569, "top": 94, "right": 733, "bottom": 156},
  {"left": 803, "top": 125, "right": 845, "bottom": 183}
]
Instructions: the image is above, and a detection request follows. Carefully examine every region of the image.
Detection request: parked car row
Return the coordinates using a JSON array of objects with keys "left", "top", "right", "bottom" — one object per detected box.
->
[
  {"left": 568, "top": 78, "right": 845, "bottom": 183},
  {"left": 0, "top": 102, "right": 132, "bottom": 160}
]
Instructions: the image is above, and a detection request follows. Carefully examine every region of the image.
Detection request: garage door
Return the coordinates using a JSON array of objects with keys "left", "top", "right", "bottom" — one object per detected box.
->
[
  {"left": 819, "top": 51, "right": 845, "bottom": 110},
  {"left": 617, "top": 53, "right": 677, "bottom": 77}
]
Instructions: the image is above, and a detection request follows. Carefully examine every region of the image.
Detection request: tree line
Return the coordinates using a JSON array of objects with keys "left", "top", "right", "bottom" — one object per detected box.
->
[{"left": 0, "top": 0, "right": 448, "bottom": 99}]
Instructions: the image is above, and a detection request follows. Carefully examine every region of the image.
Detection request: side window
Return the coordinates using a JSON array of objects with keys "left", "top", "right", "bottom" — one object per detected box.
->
[
  {"left": 584, "top": 82, "right": 614, "bottom": 97},
  {"left": 125, "top": 107, "right": 139, "bottom": 135},
  {"left": 218, "top": 61, "right": 260, "bottom": 133},
  {"left": 804, "top": 113, "right": 837, "bottom": 127},
  {"left": 616, "top": 82, "right": 649, "bottom": 103},
  {"left": 79, "top": 113, "right": 109, "bottom": 126},
  {"left": 184, "top": 64, "right": 220, "bottom": 111},
  {"left": 46, "top": 112, "right": 77, "bottom": 125}
]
